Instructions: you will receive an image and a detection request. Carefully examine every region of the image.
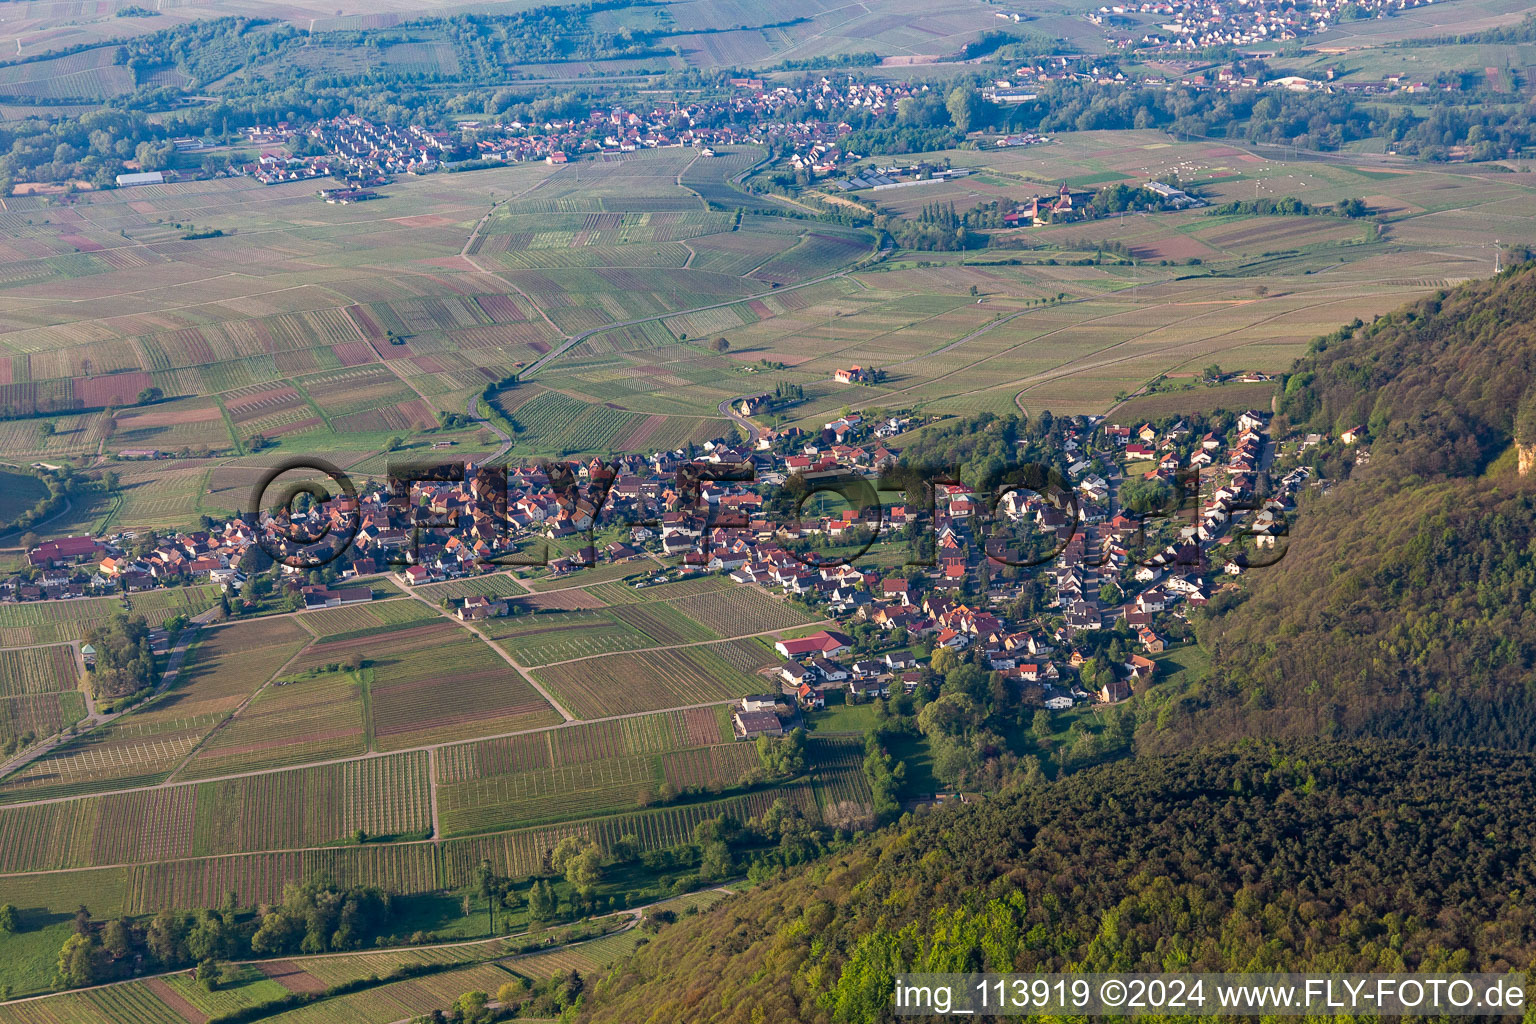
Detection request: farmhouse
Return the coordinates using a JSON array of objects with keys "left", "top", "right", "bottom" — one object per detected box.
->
[
  {"left": 774, "top": 630, "right": 854, "bottom": 659},
  {"left": 737, "top": 393, "right": 774, "bottom": 416},
  {"left": 833, "top": 366, "right": 870, "bottom": 384},
  {"left": 457, "top": 594, "right": 510, "bottom": 620},
  {"left": 28, "top": 536, "right": 98, "bottom": 568},
  {"left": 301, "top": 585, "right": 371, "bottom": 610},
  {"left": 732, "top": 709, "right": 783, "bottom": 740}
]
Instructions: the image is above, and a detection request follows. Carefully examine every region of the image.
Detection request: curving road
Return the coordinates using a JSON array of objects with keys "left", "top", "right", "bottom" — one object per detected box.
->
[
  {"left": 718, "top": 395, "right": 761, "bottom": 443},
  {"left": 468, "top": 389, "right": 514, "bottom": 464}
]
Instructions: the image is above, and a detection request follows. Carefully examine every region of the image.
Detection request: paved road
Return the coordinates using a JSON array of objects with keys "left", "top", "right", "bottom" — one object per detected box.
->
[
  {"left": 718, "top": 395, "right": 762, "bottom": 443},
  {"left": 0, "top": 606, "right": 219, "bottom": 780},
  {"left": 468, "top": 389, "right": 514, "bottom": 463}
]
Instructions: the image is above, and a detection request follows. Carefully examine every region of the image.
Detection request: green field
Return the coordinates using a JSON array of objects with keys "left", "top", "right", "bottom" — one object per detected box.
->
[{"left": 0, "top": 469, "right": 49, "bottom": 529}]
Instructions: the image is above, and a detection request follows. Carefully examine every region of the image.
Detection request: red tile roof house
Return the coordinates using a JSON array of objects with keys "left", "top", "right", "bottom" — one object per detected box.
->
[
  {"left": 29, "top": 536, "right": 99, "bottom": 567},
  {"left": 774, "top": 630, "right": 853, "bottom": 659}
]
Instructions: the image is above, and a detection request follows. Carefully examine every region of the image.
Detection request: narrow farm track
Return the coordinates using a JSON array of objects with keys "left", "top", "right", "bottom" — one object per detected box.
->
[
  {"left": 427, "top": 746, "right": 442, "bottom": 840},
  {"left": 398, "top": 582, "right": 577, "bottom": 722}
]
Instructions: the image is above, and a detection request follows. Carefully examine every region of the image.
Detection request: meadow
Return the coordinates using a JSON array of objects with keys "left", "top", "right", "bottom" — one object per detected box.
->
[{"left": 0, "top": 469, "right": 48, "bottom": 528}]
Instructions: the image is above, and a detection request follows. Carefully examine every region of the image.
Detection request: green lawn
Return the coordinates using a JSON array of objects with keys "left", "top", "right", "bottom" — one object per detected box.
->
[
  {"left": 805, "top": 693, "right": 883, "bottom": 735},
  {"left": 0, "top": 919, "right": 74, "bottom": 998},
  {"left": 1153, "top": 643, "right": 1211, "bottom": 690},
  {"left": 0, "top": 469, "right": 49, "bottom": 531}
]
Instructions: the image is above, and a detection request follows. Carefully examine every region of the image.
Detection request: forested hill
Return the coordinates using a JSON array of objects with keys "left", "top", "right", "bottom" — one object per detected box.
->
[
  {"left": 1146, "top": 263, "right": 1536, "bottom": 752},
  {"left": 576, "top": 741, "right": 1536, "bottom": 1023}
]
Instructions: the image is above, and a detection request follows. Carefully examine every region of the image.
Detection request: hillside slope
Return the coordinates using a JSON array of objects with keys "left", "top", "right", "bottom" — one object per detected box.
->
[
  {"left": 1145, "top": 263, "right": 1536, "bottom": 752},
  {"left": 576, "top": 741, "right": 1536, "bottom": 1023}
]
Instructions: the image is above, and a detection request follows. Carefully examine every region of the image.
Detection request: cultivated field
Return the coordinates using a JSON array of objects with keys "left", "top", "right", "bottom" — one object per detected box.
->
[
  {"left": 0, "top": 618, "right": 309, "bottom": 802},
  {"left": 532, "top": 645, "right": 764, "bottom": 719},
  {"left": 433, "top": 705, "right": 740, "bottom": 835},
  {"left": 292, "top": 621, "right": 561, "bottom": 750}
]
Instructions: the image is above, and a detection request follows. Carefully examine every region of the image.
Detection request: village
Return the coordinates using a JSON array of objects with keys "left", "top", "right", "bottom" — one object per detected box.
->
[
  {"left": 11, "top": 402, "right": 1315, "bottom": 740},
  {"left": 88, "top": 51, "right": 1460, "bottom": 200},
  {"left": 222, "top": 78, "right": 937, "bottom": 189},
  {"left": 1078, "top": 0, "right": 1445, "bottom": 50}
]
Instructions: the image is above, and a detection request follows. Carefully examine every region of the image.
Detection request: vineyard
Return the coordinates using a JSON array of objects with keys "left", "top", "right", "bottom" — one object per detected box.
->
[
  {"left": 416, "top": 574, "right": 524, "bottom": 601},
  {"left": 488, "top": 609, "right": 650, "bottom": 666},
  {"left": 808, "top": 736, "right": 876, "bottom": 818},
  {"left": 126, "top": 842, "right": 443, "bottom": 914},
  {"left": 505, "top": 926, "right": 645, "bottom": 980},
  {"left": 435, "top": 705, "right": 749, "bottom": 835},
  {"left": 190, "top": 751, "right": 433, "bottom": 853},
  {"left": 708, "top": 637, "right": 782, "bottom": 674},
  {"left": 432, "top": 706, "right": 727, "bottom": 786},
  {"left": 669, "top": 585, "right": 819, "bottom": 636},
  {"left": 523, "top": 558, "right": 640, "bottom": 592},
  {"left": 585, "top": 573, "right": 734, "bottom": 606},
  {"left": 297, "top": 598, "right": 439, "bottom": 640},
  {"left": 507, "top": 390, "right": 640, "bottom": 456},
  {"left": 176, "top": 671, "right": 367, "bottom": 779},
  {"left": 288, "top": 941, "right": 494, "bottom": 988},
  {"left": 124, "top": 587, "right": 223, "bottom": 623},
  {"left": 0, "top": 690, "right": 85, "bottom": 751},
  {"left": 0, "top": 981, "right": 188, "bottom": 1024},
  {"left": 435, "top": 749, "right": 661, "bottom": 835},
  {"left": 252, "top": 962, "right": 517, "bottom": 1024},
  {"left": 659, "top": 743, "right": 760, "bottom": 791},
  {"left": 333, "top": 622, "right": 561, "bottom": 749},
  {"left": 0, "top": 643, "right": 77, "bottom": 697},
  {"left": 434, "top": 730, "right": 553, "bottom": 784},
  {"left": 0, "top": 619, "right": 309, "bottom": 802},
  {"left": 0, "top": 596, "right": 125, "bottom": 647},
  {"left": 532, "top": 645, "right": 760, "bottom": 719},
  {"left": 0, "top": 751, "right": 430, "bottom": 872},
  {"left": 609, "top": 601, "right": 719, "bottom": 646}
]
